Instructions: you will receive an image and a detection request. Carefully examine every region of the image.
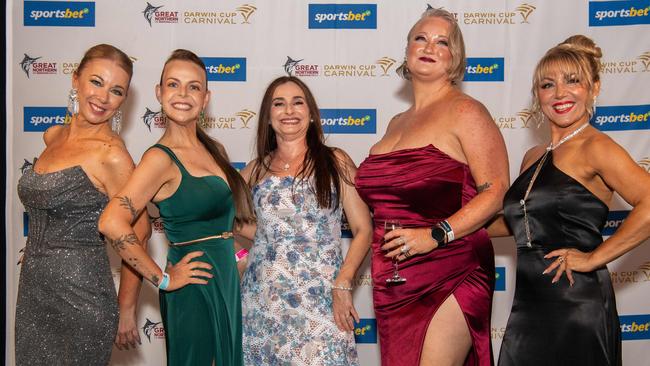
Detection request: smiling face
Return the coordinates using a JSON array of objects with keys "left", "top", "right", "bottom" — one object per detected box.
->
[
  {"left": 269, "top": 81, "right": 311, "bottom": 140},
  {"left": 156, "top": 59, "right": 210, "bottom": 126},
  {"left": 72, "top": 58, "right": 130, "bottom": 125},
  {"left": 405, "top": 16, "right": 455, "bottom": 82},
  {"left": 537, "top": 65, "right": 599, "bottom": 129}
]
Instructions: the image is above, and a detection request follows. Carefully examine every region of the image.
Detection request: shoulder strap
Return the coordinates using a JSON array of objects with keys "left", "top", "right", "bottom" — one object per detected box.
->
[{"left": 149, "top": 144, "right": 188, "bottom": 174}]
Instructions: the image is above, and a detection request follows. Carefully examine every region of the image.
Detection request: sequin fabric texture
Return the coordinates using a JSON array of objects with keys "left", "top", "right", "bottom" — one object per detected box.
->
[
  {"left": 15, "top": 165, "right": 118, "bottom": 366},
  {"left": 241, "top": 176, "right": 359, "bottom": 366}
]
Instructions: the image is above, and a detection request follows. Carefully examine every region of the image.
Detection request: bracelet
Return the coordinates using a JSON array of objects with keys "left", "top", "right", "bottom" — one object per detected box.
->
[
  {"left": 331, "top": 284, "right": 354, "bottom": 291},
  {"left": 157, "top": 272, "right": 170, "bottom": 290},
  {"left": 439, "top": 220, "right": 455, "bottom": 242},
  {"left": 235, "top": 248, "right": 249, "bottom": 262}
]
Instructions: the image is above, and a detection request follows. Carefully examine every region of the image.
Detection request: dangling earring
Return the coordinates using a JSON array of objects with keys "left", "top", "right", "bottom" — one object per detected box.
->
[
  {"left": 111, "top": 110, "right": 122, "bottom": 134},
  {"left": 591, "top": 96, "right": 597, "bottom": 117},
  {"left": 199, "top": 110, "right": 206, "bottom": 128},
  {"left": 65, "top": 88, "right": 78, "bottom": 124},
  {"left": 67, "top": 88, "right": 79, "bottom": 115}
]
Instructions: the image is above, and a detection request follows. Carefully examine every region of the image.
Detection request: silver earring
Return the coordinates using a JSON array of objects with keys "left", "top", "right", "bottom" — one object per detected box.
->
[
  {"left": 111, "top": 110, "right": 122, "bottom": 134},
  {"left": 67, "top": 88, "right": 79, "bottom": 115},
  {"left": 592, "top": 96, "right": 597, "bottom": 117}
]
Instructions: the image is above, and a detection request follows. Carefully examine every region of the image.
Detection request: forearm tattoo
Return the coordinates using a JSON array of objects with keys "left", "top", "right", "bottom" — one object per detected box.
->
[
  {"left": 117, "top": 196, "right": 139, "bottom": 221},
  {"left": 477, "top": 182, "right": 492, "bottom": 193},
  {"left": 106, "top": 233, "right": 139, "bottom": 252}
]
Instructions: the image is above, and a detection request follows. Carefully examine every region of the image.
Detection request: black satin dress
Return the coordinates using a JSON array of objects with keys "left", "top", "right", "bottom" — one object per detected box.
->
[{"left": 498, "top": 151, "right": 621, "bottom": 366}]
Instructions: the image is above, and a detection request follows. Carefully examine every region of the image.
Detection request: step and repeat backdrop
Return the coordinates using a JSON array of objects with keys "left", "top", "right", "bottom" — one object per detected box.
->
[{"left": 6, "top": 0, "right": 650, "bottom": 365}]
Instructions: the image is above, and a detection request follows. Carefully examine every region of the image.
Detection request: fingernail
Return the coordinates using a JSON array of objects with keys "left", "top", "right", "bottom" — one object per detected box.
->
[{"left": 542, "top": 270, "right": 547, "bottom": 274}]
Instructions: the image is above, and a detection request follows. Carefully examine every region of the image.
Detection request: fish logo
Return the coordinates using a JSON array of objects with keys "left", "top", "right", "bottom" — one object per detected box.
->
[
  {"left": 283, "top": 56, "right": 303, "bottom": 76},
  {"left": 19, "top": 54, "right": 41, "bottom": 78},
  {"left": 20, "top": 159, "right": 34, "bottom": 174},
  {"left": 142, "top": 318, "right": 162, "bottom": 342},
  {"left": 141, "top": 107, "right": 162, "bottom": 131},
  {"left": 143, "top": 2, "right": 164, "bottom": 27}
]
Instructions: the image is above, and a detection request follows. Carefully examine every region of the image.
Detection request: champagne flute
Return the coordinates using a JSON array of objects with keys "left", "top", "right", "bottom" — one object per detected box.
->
[{"left": 385, "top": 219, "right": 406, "bottom": 284}]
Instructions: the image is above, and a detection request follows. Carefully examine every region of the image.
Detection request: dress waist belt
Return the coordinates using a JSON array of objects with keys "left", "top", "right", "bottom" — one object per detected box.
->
[{"left": 171, "top": 231, "right": 234, "bottom": 246}]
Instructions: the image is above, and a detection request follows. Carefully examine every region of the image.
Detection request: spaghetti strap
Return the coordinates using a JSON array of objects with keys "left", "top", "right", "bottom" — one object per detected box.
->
[{"left": 149, "top": 144, "right": 189, "bottom": 175}]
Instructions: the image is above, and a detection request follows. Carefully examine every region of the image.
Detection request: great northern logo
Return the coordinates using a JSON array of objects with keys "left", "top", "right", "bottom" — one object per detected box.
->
[
  {"left": 283, "top": 56, "right": 397, "bottom": 78},
  {"left": 592, "top": 105, "right": 650, "bottom": 131},
  {"left": 142, "top": 2, "right": 257, "bottom": 26},
  {"left": 589, "top": 1, "right": 650, "bottom": 27},
  {"left": 141, "top": 108, "right": 166, "bottom": 131},
  {"left": 24, "top": 1, "right": 95, "bottom": 27},
  {"left": 308, "top": 4, "right": 377, "bottom": 29},
  {"left": 142, "top": 318, "right": 165, "bottom": 342}
]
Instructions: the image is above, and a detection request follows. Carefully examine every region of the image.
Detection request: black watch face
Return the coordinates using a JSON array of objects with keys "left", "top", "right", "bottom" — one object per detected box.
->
[{"left": 431, "top": 227, "right": 445, "bottom": 243}]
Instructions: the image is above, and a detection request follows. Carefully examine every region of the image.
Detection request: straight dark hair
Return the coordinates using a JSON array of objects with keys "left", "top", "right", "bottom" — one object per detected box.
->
[
  {"left": 250, "top": 76, "right": 348, "bottom": 209},
  {"left": 160, "top": 49, "right": 255, "bottom": 226}
]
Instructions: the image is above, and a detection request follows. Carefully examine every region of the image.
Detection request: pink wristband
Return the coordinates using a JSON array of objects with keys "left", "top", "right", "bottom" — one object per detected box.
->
[{"left": 235, "top": 249, "right": 249, "bottom": 262}]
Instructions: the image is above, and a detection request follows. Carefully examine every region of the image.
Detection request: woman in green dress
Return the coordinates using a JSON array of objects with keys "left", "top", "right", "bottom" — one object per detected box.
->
[{"left": 99, "top": 49, "right": 254, "bottom": 365}]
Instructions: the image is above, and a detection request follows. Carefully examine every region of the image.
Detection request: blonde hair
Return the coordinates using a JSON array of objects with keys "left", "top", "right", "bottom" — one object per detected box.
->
[
  {"left": 531, "top": 35, "right": 602, "bottom": 122},
  {"left": 396, "top": 7, "right": 466, "bottom": 84}
]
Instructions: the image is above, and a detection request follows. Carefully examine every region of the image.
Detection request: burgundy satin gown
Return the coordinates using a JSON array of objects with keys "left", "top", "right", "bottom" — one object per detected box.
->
[{"left": 355, "top": 144, "right": 495, "bottom": 366}]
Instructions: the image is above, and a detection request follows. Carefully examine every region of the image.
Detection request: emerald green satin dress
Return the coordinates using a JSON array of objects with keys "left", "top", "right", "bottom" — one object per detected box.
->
[{"left": 152, "top": 144, "right": 242, "bottom": 366}]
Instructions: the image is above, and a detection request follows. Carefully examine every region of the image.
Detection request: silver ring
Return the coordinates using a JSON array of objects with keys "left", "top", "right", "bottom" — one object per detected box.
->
[
  {"left": 558, "top": 256, "right": 565, "bottom": 263},
  {"left": 400, "top": 244, "right": 410, "bottom": 253},
  {"left": 404, "top": 250, "right": 411, "bottom": 258}
]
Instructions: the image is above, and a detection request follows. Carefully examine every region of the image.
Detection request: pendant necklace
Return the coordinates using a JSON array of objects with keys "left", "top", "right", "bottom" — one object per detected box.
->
[{"left": 520, "top": 122, "right": 590, "bottom": 247}]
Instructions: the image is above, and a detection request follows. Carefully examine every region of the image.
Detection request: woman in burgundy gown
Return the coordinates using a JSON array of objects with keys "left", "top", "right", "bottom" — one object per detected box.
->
[{"left": 355, "top": 8, "right": 509, "bottom": 366}]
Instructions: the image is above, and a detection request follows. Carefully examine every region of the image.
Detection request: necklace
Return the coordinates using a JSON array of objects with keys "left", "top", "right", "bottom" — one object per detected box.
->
[
  {"left": 274, "top": 150, "right": 305, "bottom": 172},
  {"left": 520, "top": 122, "right": 589, "bottom": 247}
]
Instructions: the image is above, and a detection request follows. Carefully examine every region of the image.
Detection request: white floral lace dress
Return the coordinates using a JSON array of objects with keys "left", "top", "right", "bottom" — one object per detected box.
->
[{"left": 241, "top": 176, "right": 359, "bottom": 366}]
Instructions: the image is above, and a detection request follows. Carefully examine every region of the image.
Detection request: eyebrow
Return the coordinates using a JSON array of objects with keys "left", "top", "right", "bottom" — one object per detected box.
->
[
  {"left": 272, "top": 96, "right": 304, "bottom": 101},
  {"left": 164, "top": 77, "right": 203, "bottom": 84}
]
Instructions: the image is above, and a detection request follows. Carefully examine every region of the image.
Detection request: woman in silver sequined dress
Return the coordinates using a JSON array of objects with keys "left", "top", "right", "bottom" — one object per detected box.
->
[{"left": 15, "top": 44, "right": 150, "bottom": 365}]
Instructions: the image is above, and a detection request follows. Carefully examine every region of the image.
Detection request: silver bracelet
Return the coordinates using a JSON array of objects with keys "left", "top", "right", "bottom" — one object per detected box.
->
[{"left": 331, "top": 284, "right": 354, "bottom": 291}]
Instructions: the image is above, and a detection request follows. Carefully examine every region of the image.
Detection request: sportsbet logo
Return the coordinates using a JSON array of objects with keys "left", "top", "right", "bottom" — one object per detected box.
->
[
  {"left": 620, "top": 315, "right": 650, "bottom": 340},
  {"left": 201, "top": 57, "right": 246, "bottom": 82},
  {"left": 23, "top": 107, "right": 68, "bottom": 132},
  {"left": 354, "top": 318, "right": 377, "bottom": 343},
  {"left": 463, "top": 58, "right": 505, "bottom": 82},
  {"left": 495, "top": 266, "right": 506, "bottom": 291},
  {"left": 24, "top": 1, "right": 95, "bottom": 27},
  {"left": 590, "top": 1, "right": 650, "bottom": 26},
  {"left": 309, "top": 4, "right": 377, "bottom": 29},
  {"left": 320, "top": 109, "right": 376, "bottom": 134},
  {"left": 592, "top": 105, "right": 650, "bottom": 131},
  {"left": 602, "top": 211, "right": 629, "bottom": 236}
]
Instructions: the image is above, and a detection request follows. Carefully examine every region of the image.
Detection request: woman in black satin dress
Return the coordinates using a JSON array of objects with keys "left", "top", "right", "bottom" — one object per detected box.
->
[{"left": 489, "top": 35, "right": 650, "bottom": 366}]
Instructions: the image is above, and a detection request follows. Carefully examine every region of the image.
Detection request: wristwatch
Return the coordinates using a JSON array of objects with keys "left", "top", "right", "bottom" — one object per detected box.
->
[{"left": 430, "top": 226, "right": 447, "bottom": 248}]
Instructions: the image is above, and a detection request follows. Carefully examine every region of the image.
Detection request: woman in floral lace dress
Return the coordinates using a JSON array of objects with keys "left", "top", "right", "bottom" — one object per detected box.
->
[{"left": 238, "top": 76, "right": 372, "bottom": 365}]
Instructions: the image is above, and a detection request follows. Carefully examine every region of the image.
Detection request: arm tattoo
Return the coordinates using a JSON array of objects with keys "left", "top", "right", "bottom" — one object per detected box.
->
[
  {"left": 117, "top": 196, "right": 139, "bottom": 221},
  {"left": 106, "top": 233, "right": 139, "bottom": 252},
  {"left": 477, "top": 182, "right": 492, "bottom": 193}
]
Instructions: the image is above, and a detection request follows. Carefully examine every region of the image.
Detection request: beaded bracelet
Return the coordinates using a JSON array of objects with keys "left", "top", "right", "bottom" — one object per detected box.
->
[{"left": 331, "top": 284, "right": 354, "bottom": 291}]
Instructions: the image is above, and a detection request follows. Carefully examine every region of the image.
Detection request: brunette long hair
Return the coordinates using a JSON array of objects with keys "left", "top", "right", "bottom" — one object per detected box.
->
[
  {"left": 250, "top": 76, "right": 347, "bottom": 209},
  {"left": 160, "top": 49, "right": 255, "bottom": 226}
]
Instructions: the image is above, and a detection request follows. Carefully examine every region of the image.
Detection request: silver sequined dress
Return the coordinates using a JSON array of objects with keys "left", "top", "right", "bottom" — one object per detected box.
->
[{"left": 15, "top": 165, "right": 118, "bottom": 365}]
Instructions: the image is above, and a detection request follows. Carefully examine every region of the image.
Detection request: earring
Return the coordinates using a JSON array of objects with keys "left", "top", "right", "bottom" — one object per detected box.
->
[
  {"left": 199, "top": 110, "right": 206, "bottom": 128},
  {"left": 67, "top": 88, "right": 79, "bottom": 115},
  {"left": 111, "top": 110, "right": 122, "bottom": 134},
  {"left": 591, "top": 96, "right": 597, "bottom": 117}
]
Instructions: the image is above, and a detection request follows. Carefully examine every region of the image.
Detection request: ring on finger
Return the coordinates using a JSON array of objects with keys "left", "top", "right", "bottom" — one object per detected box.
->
[
  {"left": 400, "top": 244, "right": 410, "bottom": 253},
  {"left": 558, "top": 256, "right": 565, "bottom": 263},
  {"left": 404, "top": 250, "right": 411, "bottom": 258}
]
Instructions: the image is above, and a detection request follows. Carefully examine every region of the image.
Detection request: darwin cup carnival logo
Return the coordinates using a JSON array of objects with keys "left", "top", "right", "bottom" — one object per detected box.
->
[
  {"left": 142, "top": 318, "right": 165, "bottom": 342},
  {"left": 430, "top": 2, "right": 537, "bottom": 25},
  {"left": 143, "top": 2, "right": 256, "bottom": 26},
  {"left": 638, "top": 157, "right": 650, "bottom": 172},
  {"left": 611, "top": 261, "right": 650, "bottom": 284},
  {"left": 235, "top": 109, "right": 256, "bottom": 128},
  {"left": 494, "top": 108, "right": 543, "bottom": 130},
  {"left": 601, "top": 51, "right": 650, "bottom": 74},
  {"left": 201, "top": 109, "right": 257, "bottom": 129},
  {"left": 283, "top": 55, "right": 397, "bottom": 78}
]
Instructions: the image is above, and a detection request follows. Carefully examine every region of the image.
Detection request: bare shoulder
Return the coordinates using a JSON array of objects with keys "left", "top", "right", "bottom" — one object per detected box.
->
[
  {"left": 240, "top": 159, "right": 260, "bottom": 183},
  {"left": 43, "top": 125, "right": 65, "bottom": 145},
  {"left": 520, "top": 144, "right": 547, "bottom": 172},
  {"left": 332, "top": 146, "right": 354, "bottom": 164},
  {"left": 581, "top": 129, "right": 629, "bottom": 169},
  {"left": 448, "top": 93, "right": 492, "bottom": 127},
  {"left": 384, "top": 112, "right": 405, "bottom": 133}
]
